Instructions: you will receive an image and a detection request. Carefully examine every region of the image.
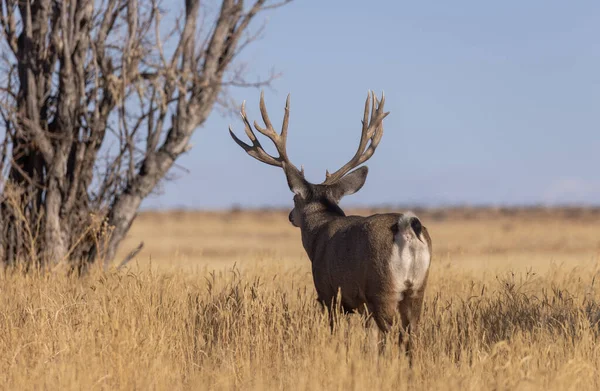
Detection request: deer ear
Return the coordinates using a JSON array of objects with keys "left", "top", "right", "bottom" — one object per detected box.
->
[
  {"left": 328, "top": 166, "right": 368, "bottom": 201},
  {"left": 284, "top": 164, "right": 309, "bottom": 198}
]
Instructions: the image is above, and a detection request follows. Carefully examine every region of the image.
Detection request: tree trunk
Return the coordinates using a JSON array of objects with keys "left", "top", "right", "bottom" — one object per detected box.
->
[{"left": 98, "top": 190, "right": 143, "bottom": 267}]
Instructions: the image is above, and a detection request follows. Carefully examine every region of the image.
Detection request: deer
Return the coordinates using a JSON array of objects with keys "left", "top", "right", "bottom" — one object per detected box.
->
[{"left": 229, "top": 91, "right": 432, "bottom": 356}]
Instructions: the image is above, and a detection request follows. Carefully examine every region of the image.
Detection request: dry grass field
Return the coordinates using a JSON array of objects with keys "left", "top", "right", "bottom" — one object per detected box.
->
[{"left": 1, "top": 207, "right": 600, "bottom": 390}]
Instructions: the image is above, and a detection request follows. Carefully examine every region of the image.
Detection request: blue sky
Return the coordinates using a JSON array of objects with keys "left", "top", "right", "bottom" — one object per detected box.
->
[{"left": 144, "top": 0, "right": 600, "bottom": 209}]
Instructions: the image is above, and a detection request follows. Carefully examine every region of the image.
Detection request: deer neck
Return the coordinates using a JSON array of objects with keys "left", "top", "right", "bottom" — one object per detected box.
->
[{"left": 299, "top": 201, "right": 345, "bottom": 262}]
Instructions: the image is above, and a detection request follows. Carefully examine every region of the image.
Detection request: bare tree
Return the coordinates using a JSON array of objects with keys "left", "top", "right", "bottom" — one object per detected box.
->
[{"left": 0, "top": 0, "right": 290, "bottom": 271}]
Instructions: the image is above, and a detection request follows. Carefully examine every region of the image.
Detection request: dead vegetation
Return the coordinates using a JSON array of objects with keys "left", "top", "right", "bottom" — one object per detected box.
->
[{"left": 1, "top": 207, "right": 600, "bottom": 390}]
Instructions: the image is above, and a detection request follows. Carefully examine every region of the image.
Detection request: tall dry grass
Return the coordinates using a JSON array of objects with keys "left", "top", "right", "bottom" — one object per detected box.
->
[{"left": 1, "top": 208, "right": 600, "bottom": 390}]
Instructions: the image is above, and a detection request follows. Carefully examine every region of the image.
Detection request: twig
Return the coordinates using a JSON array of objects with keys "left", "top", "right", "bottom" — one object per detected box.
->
[{"left": 117, "top": 241, "right": 144, "bottom": 270}]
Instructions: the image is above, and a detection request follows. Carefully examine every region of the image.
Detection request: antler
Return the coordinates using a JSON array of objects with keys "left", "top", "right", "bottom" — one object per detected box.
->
[
  {"left": 229, "top": 91, "right": 302, "bottom": 173},
  {"left": 322, "top": 91, "right": 389, "bottom": 185}
]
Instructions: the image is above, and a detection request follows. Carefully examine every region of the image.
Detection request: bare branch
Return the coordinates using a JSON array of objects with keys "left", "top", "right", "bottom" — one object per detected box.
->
[
  {"left": 116, "top": 241, "right": 144, "bottom": 270},
  {"left": 18, "top": 117, "right": 54, "bottom": 163},
  {"left": 257, "top": 0, "right": 293, "bottom": 11}
]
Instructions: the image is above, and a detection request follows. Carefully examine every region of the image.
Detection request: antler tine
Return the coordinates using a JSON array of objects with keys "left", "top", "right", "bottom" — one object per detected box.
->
[
  {"left": 322, "top": 90, "right": 390, "bottom": 184},
  {"left": 281, "top": 94, "right": 291, "bottom": 146},
  {"left": 240, "top": 101, "right": 257, "bottom": 142},
  {"left": 363, "top": 91, "right": 372, "bottom": 137},
  {"left": 254, "top": 91, "right": 277, "bottom": 137},
  {"left": 229, "top": 91, "right": 298, "bottom": 170},
  {"left": 253, "top": 91, "right": 293, "bottom": 161}
]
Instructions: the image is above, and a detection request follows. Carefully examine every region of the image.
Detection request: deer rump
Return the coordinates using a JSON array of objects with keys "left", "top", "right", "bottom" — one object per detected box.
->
[{"left": 308, "top": 213, "right": 432, "bottom": 317}]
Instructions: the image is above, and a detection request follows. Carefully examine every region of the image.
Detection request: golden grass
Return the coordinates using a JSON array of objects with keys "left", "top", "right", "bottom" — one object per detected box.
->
[{"left": 2, "top": 207, "right": 600, "bottom": 390}]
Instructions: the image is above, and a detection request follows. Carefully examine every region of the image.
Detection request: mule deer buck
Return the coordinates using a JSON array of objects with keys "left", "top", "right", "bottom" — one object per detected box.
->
[{"left": 229, "top": 91, "right": 432, "bottom": 354}]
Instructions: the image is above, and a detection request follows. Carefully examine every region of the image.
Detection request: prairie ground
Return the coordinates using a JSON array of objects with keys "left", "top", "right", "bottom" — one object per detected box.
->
[{"left": 1, "top": 207, "right": 600, "bottom": 390}]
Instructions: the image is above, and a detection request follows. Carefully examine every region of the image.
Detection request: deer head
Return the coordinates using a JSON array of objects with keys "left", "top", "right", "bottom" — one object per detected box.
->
[{"left": 229, "top": 91, "right": 389, "bottom": 227}]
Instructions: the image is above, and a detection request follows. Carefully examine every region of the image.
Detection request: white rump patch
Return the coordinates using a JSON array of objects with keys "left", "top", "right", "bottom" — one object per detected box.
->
[{"left": 389, "top": 213, "right": 431, "bottom": 301}]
